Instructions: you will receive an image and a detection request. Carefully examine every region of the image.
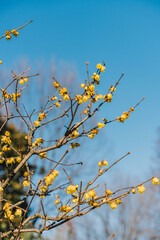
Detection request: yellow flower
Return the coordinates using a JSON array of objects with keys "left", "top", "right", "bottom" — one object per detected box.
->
[
  {"left": 130, "top": 107, "right": 134, "bottom": 112},
  {"left": 2, "top": 145, "right": 11, "bottom": 152},
  {"left": 97, "top": 122, "right": 105, "bottom": 129},
  {"left": 67, "top": 185, "right": 79, "bottom": 194},
  {"left": 40, "top": 185, "right": 48, "bottom": 193},
  {"left": 11, "top": 93, "right": 16, "bottom": 102},
  {"left": 23, "top": 172, "right": 28, "bottom": 177},
  {"left": 115, "top": 199, "right": 122, "bottom": 204},
  {"left": 110, "top": 202, "right": 117, "bottom": 209},
  {"left": 38, "top": 113, "right": 47, "bottom": 121},
  {"left": 88, "top": 189, "right": 96, "bottom": 198},
  {"left": 110, "top": 86, "right": 116, "bottom": 92},
  {"left": 84, "top": 193, "right": 90, "bottom": 200},
  {"left": 59, "top": 87, "right": 67, "bottom": 96},
  {"left": 72, "top": 130, "right": 79, "bottom": 137},
  {"left": 89, "top": 84, "right": 95, "bottom": 91},
  {"left": 75, "top": 95, "right": 83, "bottom": 104},
  {"left": 106, "top": 189, "right": 112, "bottom": 196},
  {"left": 95, "top": 74, "right": 100, "bottom": 81},
  {"left": 55, "top": 102, "right": 61, "bottom": 108},
  {"left": 55, "top": 199, "right": 60, "bottom": 204},
  {"left": 98, "top": 160, "right": 108, "bottom": 167},
  {"left": 12, "top": 29, "right": 19, "bottom": 37},
  {"left": 19, "top": 79, "right": 24, "bottom": 85},
  {"left": 10, "top": 214, "right": 14, "bottom": 221},
  {"left": 123, "top": 111, "right": 130, "bottom": 119},
  {"left": 100, "top": 66, "right": 106, "bottom": 72},
  {"left": 137, "top": 185, "right": 145, "bottom": 194},
  {"left": 3, "top": 203, "right": 10, "bottom": 211},
  {"left": 72, "top": 198, "right": 79, "bottom": 203},
  {"left": 51, "top": 96, "right": 57, "bottom": 101},
  {"left": 39, "top": 152, "right": 47, "bottom": 159},
  {"left": 22, "top": 180, "right": 30, "bottom": 187},
  {"left": 0, "top": 60, "right": 2, "bottom": 64},
  {"left": 96, "top": 63, "right": 106, "bottom": 72},
  {"left": 95, "top": 94, "right": 103, "bottom": 101},
  {"left": 23, "top": 77, "right": 28, "bottom": 82},
  {"left": 16, "top": 157, "right": 21, "bottom": 163},
  {"left": 15, "top": 209, "right": 22, "bottom": 216},
  {"left": 81, "top": 83, "right": 85, "bottom": 88},
  {"left": 83, "top": 109, "right": 88, "bottom": 115},
  {"left": 63, "top": 94, "right": 70, "bottom": 101},
  {"left": 45, "top": 170, "right": 59, "bottom": 186},
  {"left": 53, "top": 82, "right": 60, "bottom": 89},
  {"left": 70, "top": 142, "right": 80, "bottom": 149},
  {"left": 40, "top": 195, "right": 45, "bottom": 199},
  {"left": 83, "top": 95, "right": 90, "bottom": 102},
  {"left": 5, "top": 30, "right": 11, "bottom": 40},
  {"left": 88, "top": 129, "right": 99, "bottom": 139},
  {"left": 96, "top": 63, "right": 102, "bottom": 69},
  {"left": 16, "top": 92, "right": 21, "bottom": 98},
  {"left": 7, "top": 157, "right": 15, "bottom": 164},
  {"left": 152, "top": 177, "right": 160, "bottom": 185},
  {"left": 131, "top": 188, "right": 136, "bottom": 194},
  {"left": 34, "top": 120, "right": 40, "bottom": 127},
  {"left": 105, "top": 93, "right": 112, "bottom": 102}
]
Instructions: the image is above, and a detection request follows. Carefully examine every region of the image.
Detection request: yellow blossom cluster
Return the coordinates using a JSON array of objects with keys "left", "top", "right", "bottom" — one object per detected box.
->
[
  {"left": 1, "top": 131, "right": 11, "bottom": 145},
  {"left": 34, "top": 112, "right": 47, "bottom": 127},
  {"left": 19, "top": 76, "right": 28, "bottom": 85},
  {"left": 5, "top": 29, "right": 19, "bottom": 40},
  {"left": 0, "top": 89, "right": 21, "bottom": 102},
  {"left": 84, "top": 189, "right": 97, "bottom": 199},
  {"left": 1, "top": 131, "right": 11, "bottom": 153},
  {"left": 67, "top": 185, "right": 79, "bottom": 194},
  {"left": 96, "top": 63, "right": 106, "bottom": 72},
  {"left": 39, "top": 152, "right": 47, "bottom": 159},
  {"left": 70, "top": 142, "right": 80, "bottom": 149},
  {"left": 97, "top": 122, "right": 105, "bottom": 129},
  {"left": 54, "top": 195, "right": 61, "bottom": 205},
  {"left": 32, "top": 138, "right": 44, "bottom": 148},
  {"left": 104, "top": 93, "right": 112, "bottom": 103},
  {"left": 59, "top": 205, "right": 73, "bottom": 213},
  {"left": 90, "top": 63, "right": 105, "bottom": 85},
  {"left": 58, "top": 87, "right": 69, "bottom": 101},
  {"left": 45, "top": 170, "right": 59, "bottom": 186},
  {"left": 6, "top": 157, "right": 15, "bottom": 165},
  {"left": 11, "top": 92, "right": 21, "bottom": 102},
  {"left": 106, "top": 189, "right": 112, "bottom": 196},
  {"left": 3, "top": 202, "right": 14, "bottom": 221},
  {"left": 88, "top": 129, "right": 99, "bottom": 139},
  {"left": 40, "top": 185, "right": 48, "bottom": 193},
  {"left": 98, "top": 160, "right": 108, "bottom": 168},
  {"left": 117, "top": 111, "right": 130, "bottom": 123}
]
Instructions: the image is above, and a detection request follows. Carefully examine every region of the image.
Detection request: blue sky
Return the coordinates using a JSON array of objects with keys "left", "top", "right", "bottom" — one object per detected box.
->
[{"left": 1, "top": 0, "right": 160, "bottom": 180}]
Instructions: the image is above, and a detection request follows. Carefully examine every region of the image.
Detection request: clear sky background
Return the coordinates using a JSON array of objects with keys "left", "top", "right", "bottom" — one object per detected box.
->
[{"left": 1, "top": 0, "right": 160, "bottom": 181}]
